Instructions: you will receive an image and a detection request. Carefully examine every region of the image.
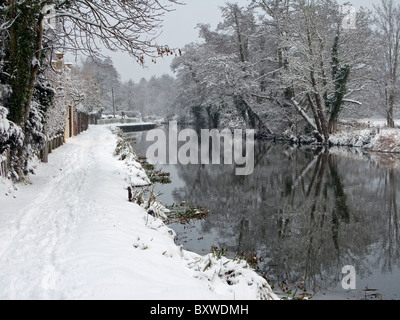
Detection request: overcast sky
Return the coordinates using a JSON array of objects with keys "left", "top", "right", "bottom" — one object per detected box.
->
[{"left": 111, "top": 0, "right": 378, "bottom": 83}]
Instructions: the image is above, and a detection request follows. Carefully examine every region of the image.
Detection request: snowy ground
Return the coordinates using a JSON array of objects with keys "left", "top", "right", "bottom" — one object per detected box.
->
[
  {"left": 330, "top": 119, "right": 400, "bottom": 153},
  {"left": 0, "top": 125, "right": 277, "bottom": 300},
  {"left": 330, "top": 128, "right": 400, "bottom": 152}
]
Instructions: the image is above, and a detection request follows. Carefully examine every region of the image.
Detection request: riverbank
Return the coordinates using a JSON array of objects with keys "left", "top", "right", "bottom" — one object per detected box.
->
[
  {"left": 258, "top": 119, "right": 400, "bottom": 155},
  {"left": 330, "top": 127, "right": 400, "bottom": 153},
  {"left": 0, "top": 125, "right": 278, "bottom": 300}
]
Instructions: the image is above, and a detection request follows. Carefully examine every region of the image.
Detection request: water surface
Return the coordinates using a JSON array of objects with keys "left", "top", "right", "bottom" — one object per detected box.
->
[{"left": 130, "top": 127, "right": 400, "bottom": 300}]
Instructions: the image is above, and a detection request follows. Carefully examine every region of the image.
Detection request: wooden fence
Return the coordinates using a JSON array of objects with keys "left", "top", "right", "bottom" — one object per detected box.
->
[
  {"left": 1, "top": 112, "right": 97, "bottom": 174},
  {"left": 41, "top": 112, "right": 96, "bottom": 163},
  {"left": 0, "top": 135, "right": 65, "bottom": 175},
  {"left": 40, "top": 134, "right": 64, "bottom": 163}
]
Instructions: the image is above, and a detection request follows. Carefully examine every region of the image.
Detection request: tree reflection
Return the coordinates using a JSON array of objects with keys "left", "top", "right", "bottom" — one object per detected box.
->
[
  {"left": 165, "top": 142, "right": 400, "bottom": 292},
  {"left": 381, "top": 169, "right": 400, "bottom": 273},
  {"left": 131, "top": 129, "right": 400, "bottom": 295}
]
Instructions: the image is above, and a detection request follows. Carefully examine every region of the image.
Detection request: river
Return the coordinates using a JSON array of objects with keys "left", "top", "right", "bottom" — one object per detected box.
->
[{"left": 127, "top": 125, "right": 400, "bottom": 300}]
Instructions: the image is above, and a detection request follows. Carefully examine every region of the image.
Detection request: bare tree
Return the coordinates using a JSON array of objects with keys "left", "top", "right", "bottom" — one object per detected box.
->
[
  {"left": 374, "top": 0, "right": 400, "bottom": 127},
  {"left": 52, "top": 0, "right": 181, "bottom": 62}
]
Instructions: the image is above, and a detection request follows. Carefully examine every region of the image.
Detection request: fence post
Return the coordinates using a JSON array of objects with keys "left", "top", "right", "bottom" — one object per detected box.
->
[{"left": 42, "top": 138, "right": 49, "bottom": 163}]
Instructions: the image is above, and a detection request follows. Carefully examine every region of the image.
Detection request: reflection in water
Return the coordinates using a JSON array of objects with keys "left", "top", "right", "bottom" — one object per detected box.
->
[{"left": 131, "top": 128, "right": 400, "bottom": 299}]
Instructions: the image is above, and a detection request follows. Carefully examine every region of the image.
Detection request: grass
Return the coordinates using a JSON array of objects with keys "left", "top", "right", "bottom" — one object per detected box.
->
[
  {"left": 136, "top": 156, "right": 172, "bottom": 184},
  {"left": 211, "top": 246, "right": 265, "bottom": 270},
  {"left": 148, "top": 170, "right": 172, "bottom": 184},
  {"left": 165, "top": 202, "right": 210, "bottom": 224},
  {"left": 266, "top": 278, "right": 317, "bottom": 300}
]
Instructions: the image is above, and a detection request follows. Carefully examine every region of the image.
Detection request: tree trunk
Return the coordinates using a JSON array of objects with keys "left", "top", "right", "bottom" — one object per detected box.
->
[
  {"left": 240, "top": 97, "right": 272, "bottom": 134},
  {"left": 314, "top": 93, "right": 329, "bottom": 143},
  {"left": 23, "top": 13, "right": 44, "bottom": 130},
  {"left": 388, "top": 93, "right": 395, "bottom": 128},
  {"left": 328, "top": 119, "right": 338, "bottom": 135},
  {"left": 232, "top": 6, "right": 246, "bottom": 63}
]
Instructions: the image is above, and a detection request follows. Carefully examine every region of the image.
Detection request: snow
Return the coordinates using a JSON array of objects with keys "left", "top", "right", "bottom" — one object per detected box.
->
[
  {"left": 0, "top": 106, "right": 24, "bottom": 151},
  {"left": 31, "top": 56, "right": 40, "bottom": 68},
  {"left": 355, "top": 118, "right": 400, "bottom": 128},
  {"left": 0, "top": 125, "right": 278, "bottom": 300},
  {"left": 330, "top": 127, "right": 400, "bottom": 153},
  {"left": 329, "top": 129, "right": 376, "bottom": 148},
  {"left": 0, "top": 106, "right": 11, "bottom": 140}
]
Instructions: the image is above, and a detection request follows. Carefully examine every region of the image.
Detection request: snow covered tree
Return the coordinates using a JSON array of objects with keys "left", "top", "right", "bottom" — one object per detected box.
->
[
  {"left": 142, "top": 74, "right": 178, "bottom": 117},
  {"left": 171, "top": 43, "right": 227, "bottom": 127},
  {"left": 72, "top": 67, "right": 101, "bottom": 117},
  {"left": 81, "top": 57, "right": 120, "bottom": 114},
  {"left": 172, "top": 0, "right": 374, "bottom": 139},
  {"left": 266, "top": 0, "right": 373, "bottom": 142},
  {"left": 172, "top": 4, "right": 273, "bottom": 132},
  {"left": 133, "top": 78, "right": 149, "bottom": 116},
  {"left": 43, "top": 66, "right": 66, "bottom": 141},
  {"left": 373, "top": 0, "right": 400, "bottom": 127},
  {"left": 43, "top": 58, "right": 101, "bottom": 141},
  {"left": 0, "top": 106, "right": 23, "bottom": 161},
  {"left": 170, "top": 43, "right": 208, "bottom": 120},
  {"left": 119, "top": 79, "right": 137, "bottom": 114}
]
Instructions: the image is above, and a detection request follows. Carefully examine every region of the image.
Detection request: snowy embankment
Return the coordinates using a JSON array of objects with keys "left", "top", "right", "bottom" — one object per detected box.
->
[
  {"left": 330, "top": 128, "right": 400, "bottom": 153},
  {"left": 330, "top": 119, "right": 400, "bottom": 153},
  {"left": 0, "top": 125, "right": 277, "bottom": 300}
]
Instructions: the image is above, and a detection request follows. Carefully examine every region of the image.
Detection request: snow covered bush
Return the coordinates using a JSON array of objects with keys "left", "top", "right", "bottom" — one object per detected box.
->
[
  {"left": 0, "top": 106, "right": 23, "bottom": 154},
  {"left": 114, "top": 129, "right": 151, "bottom": 186},
  {"left": 23, "top": 102, "right": 46, "bottom": 165},
  {"left": 187, "top": 251, "right": 278, "bottom": 300},
  {"left": 0, "top": 106, "right": 24, "bottom": 179}
]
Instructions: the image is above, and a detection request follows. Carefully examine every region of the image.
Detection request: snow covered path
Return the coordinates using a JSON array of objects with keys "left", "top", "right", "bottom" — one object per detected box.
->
[{"left": 0, "top": 125, "right": 277, "bottom": 300}]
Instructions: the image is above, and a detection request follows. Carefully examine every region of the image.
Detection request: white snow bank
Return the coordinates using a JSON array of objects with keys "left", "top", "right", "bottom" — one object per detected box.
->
[
  {"left": 330, "top": 128, "right": 400, "bottom": 153},
  {"left": 0, "top": 125, "right": 278, "bottom": 300},
  {"left": 329, "top": 129, "right": 376, "bottom": 148},
  {"left": 346, "top": 118, "right": 400, "bottom": 128},
  {"left": 113, "top": 129, "right": 152, "bottom": 187}
]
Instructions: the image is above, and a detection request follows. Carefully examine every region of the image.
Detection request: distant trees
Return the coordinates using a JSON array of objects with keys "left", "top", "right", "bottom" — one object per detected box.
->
[
  {"left": 76, "top": 55, "right": 178, "bottom": 120},
  {"left": 118, "top": 74, "right": 178, "bottom": 119},
  {"left": 80, "top": 57, "right": 120, "bottom": 114},
  {"left": 119, "top": 79, "right": 137, "bottom": 114}
]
